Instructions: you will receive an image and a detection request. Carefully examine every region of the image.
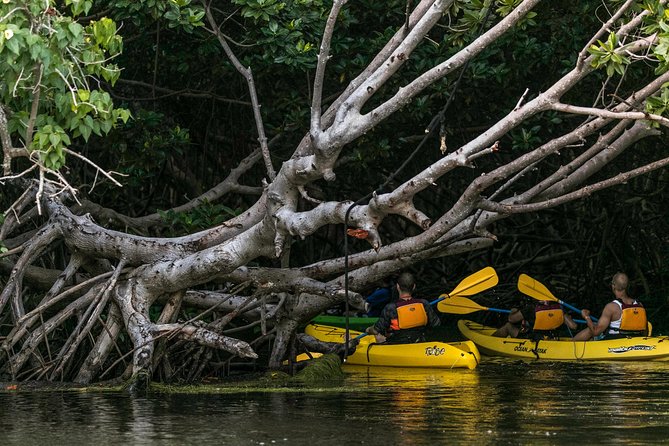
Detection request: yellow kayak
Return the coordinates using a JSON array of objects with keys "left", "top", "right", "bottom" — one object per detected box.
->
[
  {"left": 304, "top": 323, "right": 480, "bottom": 369},
  {"left": 458, "top": 319, "right": 669, "bottom": 361}
]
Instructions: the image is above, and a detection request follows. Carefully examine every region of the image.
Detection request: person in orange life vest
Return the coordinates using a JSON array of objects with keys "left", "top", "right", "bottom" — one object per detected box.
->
[
  {"left": 364, "top": 272, "right": 440, "bottom": 344},
  {"left": 493, "top": 299, "right": 577, "bottom": 339},
  {"left": 572, "top": 272, "right": 648, "bottom": 341}
]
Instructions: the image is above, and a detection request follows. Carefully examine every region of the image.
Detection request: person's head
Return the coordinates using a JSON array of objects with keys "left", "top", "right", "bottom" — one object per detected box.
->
[
  {"left": 611, "top": 272, "right": 629, "bottom": 293},
  {"left": 379, "top": 277, "right": 392, "bottom": 288},
  {"left": 535, "top": 300, "right": 552, "bottom": 309},
  {"left": 396, "top": 272, "right": 416, "bottom": 296}
]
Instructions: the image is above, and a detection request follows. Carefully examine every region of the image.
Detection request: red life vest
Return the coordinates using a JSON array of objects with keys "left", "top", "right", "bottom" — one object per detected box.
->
[
  {"left": 389, "top": 299, "right": 428, "bottom": 331},
  {"left": 532, "top": 301, "right": 564, "bottom": 331}
]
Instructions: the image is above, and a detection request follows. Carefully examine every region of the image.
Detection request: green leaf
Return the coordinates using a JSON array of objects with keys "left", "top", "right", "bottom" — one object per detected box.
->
[
  {"left": 164, "top": 10, "right": 180, "bottom": 21},
  {"left": 92, "top": 18, "right": 117, "bottom": 47},
  {"left": 29, "top": 42, "right": 43, "bottom": 62},
  {"left": 77, "top": 89, "right": 90, "bottom": 102},
  {"left": 68, "top": 22, "right": 82, "bottom": 38},
  {"left": 38, "top": 132, "right": 48, "bottom": 149},
  {"left": 48, "top": 133, "right": 61, "bottom": 148},
  {"left": 100, "top": 119, "right": 112, "bottom": 134},
  {"left": 79, "top": 124, "right": 92, "bottom": 141},
  {"left": 5, "top": 36, "right": 20, "bottom": 55},
  {"left": 118, "top": 109, "right": 132, "bottom": 123}
]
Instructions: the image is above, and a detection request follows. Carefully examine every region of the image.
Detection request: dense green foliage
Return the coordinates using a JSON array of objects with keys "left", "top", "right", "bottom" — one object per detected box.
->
[{"left": 0, "top": 1, "right": 131, "bottom": 171}]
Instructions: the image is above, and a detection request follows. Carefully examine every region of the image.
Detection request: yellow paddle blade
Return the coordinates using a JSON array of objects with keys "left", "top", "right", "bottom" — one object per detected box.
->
[
  {"left": 437, "top": 295, "right": 487, "bottom": 314},
  {"left": 648, "top": 321, "right": 653, "bottom": 336},
  {"left": 449, "top": 266, "right": 499, "bottom": 298},
  {"left": 517, "top": 273, "right": 558, "bottom": 302}
]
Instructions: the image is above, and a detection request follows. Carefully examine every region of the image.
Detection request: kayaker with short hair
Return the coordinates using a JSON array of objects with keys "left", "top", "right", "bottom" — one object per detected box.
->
[
  {"left": 364, "top": 272, "right": 440, "bottom": 344},
  {"left": 492, "top": 299, "right": 577, "bottom": 339},
  {"left": 573, "top": 272, "right": 648, "bottom": 341}
]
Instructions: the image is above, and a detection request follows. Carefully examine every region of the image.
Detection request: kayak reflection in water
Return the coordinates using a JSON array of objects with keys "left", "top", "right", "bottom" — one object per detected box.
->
[
  {"left": 364, "top": 272, "right": 441, "bottom": 344},
  {"left": 573, "top": 272, "right": 648, "bottom": 341},
  {"left": 492, "top": 299, "right": 577, "bottom": 340}
]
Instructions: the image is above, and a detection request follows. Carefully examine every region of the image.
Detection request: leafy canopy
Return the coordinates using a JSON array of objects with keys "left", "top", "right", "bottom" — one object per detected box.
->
[{"left": 0, "top": 0, "right": 131, "bottom": 171}]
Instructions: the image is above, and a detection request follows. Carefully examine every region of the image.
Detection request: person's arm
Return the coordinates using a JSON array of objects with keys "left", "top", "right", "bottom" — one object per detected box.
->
[
  {"left": 367, "top": 303, "right": 393, "bottom": 334},
  {"left": 582, "top": 303, "right": 614, "bottom": 337},
  {"left": 508, "top": 308, "right": 524, "bottom": 324},
  {"left": 564, "top": 313, "right": 578, "bottom": 330},
  {"left": 425, "top": 301, "right": 441, "bottom": 327}
]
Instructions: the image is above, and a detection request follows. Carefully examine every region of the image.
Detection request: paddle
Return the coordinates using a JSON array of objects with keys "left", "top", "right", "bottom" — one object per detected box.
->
[
  {"left": 435, "top": 266, "right": 499, "bottom": 307},
  {"left": 517, "top": 273, "right": 598, "bottom": 322},
  {"left": 438, "top": 294, "right": 588, "bottom": 324},
  {"left": 353, "top": 267, "right": 500, "bottom": 340},
  {"left": 437, "top": 295, "right": 512, "bottom": 315}
]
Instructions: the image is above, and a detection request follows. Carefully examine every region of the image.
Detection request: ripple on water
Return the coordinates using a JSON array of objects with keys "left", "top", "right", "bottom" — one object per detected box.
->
[{"left": 2, "top": 359, "right": 669, "bottom": 445}]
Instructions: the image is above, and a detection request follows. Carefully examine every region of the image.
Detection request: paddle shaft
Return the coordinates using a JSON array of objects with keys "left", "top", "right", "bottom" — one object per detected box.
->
[
  {"left": 441, "top": 299, "right": 589, "bottom": 324},
  {"left": 556, "top": 299, "right": 598, "bottom": 322}
]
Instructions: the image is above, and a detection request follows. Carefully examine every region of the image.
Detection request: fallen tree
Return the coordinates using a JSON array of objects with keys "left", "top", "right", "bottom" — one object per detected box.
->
[{"left": 1, "top": 0, "right": 668, "bottom": 386}]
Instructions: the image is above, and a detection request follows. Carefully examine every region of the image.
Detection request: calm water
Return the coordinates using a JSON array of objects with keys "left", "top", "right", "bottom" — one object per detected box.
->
[{"left": 2, "top": 358, "right": 669, "bottom": 445}]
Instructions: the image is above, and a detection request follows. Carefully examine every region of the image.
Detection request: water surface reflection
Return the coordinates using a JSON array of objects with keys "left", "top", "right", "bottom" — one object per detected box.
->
[{"left": 2, "top": 359, "right": 669, "bottom": 445}]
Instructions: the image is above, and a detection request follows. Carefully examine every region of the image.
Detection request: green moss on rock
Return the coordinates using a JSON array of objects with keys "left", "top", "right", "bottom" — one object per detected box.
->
[{"left": 292, "top": 354, "right": 344, "bottom": 384}]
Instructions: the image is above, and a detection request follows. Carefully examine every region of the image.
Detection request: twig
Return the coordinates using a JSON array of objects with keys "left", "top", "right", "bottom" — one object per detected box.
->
[
  {"left": 514, "top": 88, "right": 530, "bottom": 111},
  {"left": 62, "top": 147, "right": 123, "bottom": 187},
  {"left": 552, "top": 102, "right": 669, "bottom": 128},
  {"left": 202, "top": 0, "right": 275, "bottom": 181},
  {"left": 577, "top": 0, "right": 636, "bottom": 68}
]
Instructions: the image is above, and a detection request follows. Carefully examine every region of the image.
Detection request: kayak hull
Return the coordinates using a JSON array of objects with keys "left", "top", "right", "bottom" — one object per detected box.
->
[
  {"left": 458, "top": 319, "right": 669, "bottom": 361},
  {"left": 305, "top": 323, "right": 480, "bottom": 369},
  {"left": 310, "top": 315, "right": 377, "bottom": 331}
]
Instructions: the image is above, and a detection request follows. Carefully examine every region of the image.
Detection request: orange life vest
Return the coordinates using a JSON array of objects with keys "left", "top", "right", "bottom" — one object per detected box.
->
[
  {"left": 389, "top": 299, "right": 428, "bottom": 331},
  {"left": 618, "top": 300, "right": 647, "bottom": 332},
  {"left": 532, "top": 302, "right": 564, "bottom": 331}
]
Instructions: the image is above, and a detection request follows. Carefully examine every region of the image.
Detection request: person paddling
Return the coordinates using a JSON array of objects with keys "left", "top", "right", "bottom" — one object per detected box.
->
[
  {"left": 365, "top": 272, "right": 440, "bottom": 344},
  {"left": 492, "top": 299, "right": 577, "bottom": 339},
  {"left": 573, "top": 272, "right": 648, "bottom": 341}
]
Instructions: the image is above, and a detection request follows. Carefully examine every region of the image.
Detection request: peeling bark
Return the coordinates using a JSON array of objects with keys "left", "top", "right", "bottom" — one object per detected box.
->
[{"left": 2, "top": 1, "right": 668, "bottom": 384}]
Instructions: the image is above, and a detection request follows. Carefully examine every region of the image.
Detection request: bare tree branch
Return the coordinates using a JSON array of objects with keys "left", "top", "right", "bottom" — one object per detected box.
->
[{"left": 202, "top": 0, "right": 276, "bottom": 181}]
